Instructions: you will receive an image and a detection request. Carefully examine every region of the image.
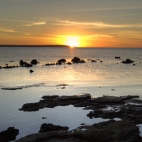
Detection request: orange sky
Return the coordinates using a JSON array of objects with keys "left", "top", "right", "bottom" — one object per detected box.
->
[{"left": 0, "top": 0, "right": 142, "bottom": 48}]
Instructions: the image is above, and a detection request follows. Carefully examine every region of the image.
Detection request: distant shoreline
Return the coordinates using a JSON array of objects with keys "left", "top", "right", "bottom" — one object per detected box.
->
[
  {"left": 0, "top": 45, "right": 70, "bottom": 47},
  {"left": 0, "top": 45, "right": 142, "bottom": 48}
]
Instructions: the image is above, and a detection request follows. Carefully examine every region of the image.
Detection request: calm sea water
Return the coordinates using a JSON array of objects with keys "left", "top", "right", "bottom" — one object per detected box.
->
[{"left": 0, "top": 47, "right": 142, "bottom": 139}]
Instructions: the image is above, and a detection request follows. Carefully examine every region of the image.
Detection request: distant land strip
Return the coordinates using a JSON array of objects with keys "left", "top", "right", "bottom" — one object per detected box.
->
[{"left": 0, "top": 45, "right": 70, "bottom": 47}]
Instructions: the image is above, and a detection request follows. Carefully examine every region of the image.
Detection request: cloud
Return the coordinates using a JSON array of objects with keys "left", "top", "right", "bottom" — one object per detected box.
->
[
  {"left": 62, "top": 7, "right": 142, "bottom": 13},
  {"left": 24, "top": 21, "right": 46, "bottom": 26},
  {"left": 54, "top": 20, "right": 142, "bottom": 29},
  {"left": 0, "top": 27, "right": 16, "bottom": 32}
]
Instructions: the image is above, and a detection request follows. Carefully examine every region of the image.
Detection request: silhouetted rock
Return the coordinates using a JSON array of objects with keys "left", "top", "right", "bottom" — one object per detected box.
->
[
  {"left": 91, "top": 60, "right": 96, "bottom": 62},
  {"left": 2, "top": 66, "right": 17, "bottom": 69},
  {"left": 45, "top": 63, "right": 55, "bottom": 66},
  {"left": 66, "top": 62, "right": 72, "bottom": 65},
  {"left": 71, "top": 57, "right": 80, "bottom": 63},
  {"left": 115, "top": 57, "right": 120, "bottom": 59},
  {"left": 122, "top": 59, "right": 134, "bottom": 64},
  {"left": 31, "top": 59, "right": 38, "bottom": 65},
  {"left": 20, "top": 60, "right": 32, "bottom": 67},
  {"left": 39, "top": 123, "right": 69, "bottom": 133},
  {"left": 30, "top": 69, "right": 33, "bottom": 73},
  {"left": 15, "top": 120, "right": 142, "bottom": 142},
  {"left": 57, "top": 59, "right": 66, "bottom": 64},
  {"left": 19, "top": 93, "right": 91, "bottom": 111},
  {"left": 0, "top": 127, "right": 19, "bottom": 142},
  {"left": 56, "top": 62, "right": 62, "bottom": 65},
  {"left": 79, "top": 60, "right": 86, "bottom": 63}
]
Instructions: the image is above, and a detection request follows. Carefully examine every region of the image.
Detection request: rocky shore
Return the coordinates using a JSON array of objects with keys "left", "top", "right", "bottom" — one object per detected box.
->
[
  {"left": 15, "top": 120, "right": 142, "bottom": 142},
  {"left": 6, "top": 94, "right": 140, "bottom": 142}
]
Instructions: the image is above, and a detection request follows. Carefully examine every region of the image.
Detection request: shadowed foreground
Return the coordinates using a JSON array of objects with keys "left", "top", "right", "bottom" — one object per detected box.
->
[{"left": 15, "top": 120, "right": 141, "bottom": 142}]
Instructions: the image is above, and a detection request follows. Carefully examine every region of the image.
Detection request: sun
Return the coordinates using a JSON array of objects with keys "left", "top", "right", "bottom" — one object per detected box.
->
[{"left": 65, "top": 36, "right": 80, "bottom": 48}]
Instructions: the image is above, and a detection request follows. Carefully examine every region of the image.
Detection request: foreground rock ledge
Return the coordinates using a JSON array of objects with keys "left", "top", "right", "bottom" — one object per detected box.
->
[
  {"left": 15, "top": 120, "right": 142, "bottom": 142},
  {"left": 19, "top": 94, "right": 142, "bottom": 124}
]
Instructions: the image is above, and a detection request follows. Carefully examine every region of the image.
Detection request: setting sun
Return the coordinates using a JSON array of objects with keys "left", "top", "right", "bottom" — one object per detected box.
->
[{"left": 65, "top": 36, "right": 80, "bottom": 47}]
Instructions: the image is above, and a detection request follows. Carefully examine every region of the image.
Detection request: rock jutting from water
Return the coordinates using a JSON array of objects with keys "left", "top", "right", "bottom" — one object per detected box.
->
[
  {"left": 0, "top": 127, "right": 19, "bottom": 142},
  {"left": 16, "top": 94, "right": 142, "bottom": 141},
  {"left": 19, "top": 94, "right": 142, "bottom": 124},
  {"left": 122, "top": 59, "right": 134, "bottom": 64},
  {"left": 15, "top": 120, "right": 142, "bottom": 142}
]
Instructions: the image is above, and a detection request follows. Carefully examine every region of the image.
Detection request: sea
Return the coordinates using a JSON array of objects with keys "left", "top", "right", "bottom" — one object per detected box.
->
[{"left": 0, "top": 46, "right": 142, "bottom": 140}]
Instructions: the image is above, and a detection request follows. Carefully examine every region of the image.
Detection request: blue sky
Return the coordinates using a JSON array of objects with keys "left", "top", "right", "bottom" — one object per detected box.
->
[{"left": 0, "top": 0, "right": 142, "bottom": 47}]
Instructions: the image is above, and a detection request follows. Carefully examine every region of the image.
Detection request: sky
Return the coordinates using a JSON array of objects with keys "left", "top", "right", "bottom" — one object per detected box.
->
[{"left": 0, "top": 0, "right": 142, "bottom": 47}]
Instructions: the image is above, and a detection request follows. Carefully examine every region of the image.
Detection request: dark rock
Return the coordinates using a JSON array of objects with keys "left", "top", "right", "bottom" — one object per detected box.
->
[
  {"left": 122, "top": 59, "right": 134, "bottom": 64},
  {"left": 15, "top": 120, "right": 142, "bottom": 142},
  {"left": 31, "top": 59, "right": 38, "bottom": 65},
  {"left": 19, "top": 94, "right": 142, "bottom": 124},
  {"left": 0, "top": 127, "right": 19, "bottom": 142},
  {"left": 66, "top": 62, "right": 72, "bottom": 65},
  {"left": 79, "top": 60, "right": 86, "bottom": 63},
  {"left": 91, "top": 60, "right": 96, "bottom": 62},
  {"left": 39, "top": 123, "right": 69, "bottom": 133},
  {"left": 42, "top": 95, "right": 59, "bottom": 100},
  {"left": 57, "top": 59, "right": 66, "bottom": 64},
  {"left": 42, "top": 117, "right": 47, "bottom": 119},
  {"left": 71, "top": 57, "right": 80, "bottom": 63},
  {"left": 115, "top": 57, "right": 120, "bottom": 59},
  {"left": 19, "top": 94, "right": 91, "bottom": 111},
  {"left": 45, "top": 63, "right": 55, "bottom": 66},
  {"left": 20, "top": 60, "right": 32, "bottom": 67},
  {"left": 56, "top": 62, "right": 62, "bottom": 65},
  {"left": 92, "top": 95, "right": 139, "bottom": 103},
  {"left": 1, "top": 83, "right": 44, "bottom": 90},
  {"left": 2, "top": 66, "right": 17, "bottom": 69},
  {"left": 30, "top": 70, "right": 34, "bottom": 73}
]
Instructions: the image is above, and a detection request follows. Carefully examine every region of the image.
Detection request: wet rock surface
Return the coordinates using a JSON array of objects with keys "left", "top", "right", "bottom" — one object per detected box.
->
[
  {"left": 39, "top": 123, "right": 69, "bottom": 133},
  {"left": 14, "top": 94, "right": 142, "bottom": 141},
  {"left": 19, "top": 94, "right": 91, "bottom": 111},
  {"left": 15, "top": 120, "right": 142, "bottom": 142},
  {"left": 0, "top": 127, "right": 19, "bottom": 142},
  {"left": 19, "top": 94, "right": 142, "bottom": 125}
]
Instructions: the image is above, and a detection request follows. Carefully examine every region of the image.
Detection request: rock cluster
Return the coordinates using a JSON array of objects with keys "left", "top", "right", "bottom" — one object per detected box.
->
[
  {"left": 15, "top": 120, "right": 142, "bottom": 142},
  {"left": 19, "top": 94, "right": 142, "bottom": 124}
]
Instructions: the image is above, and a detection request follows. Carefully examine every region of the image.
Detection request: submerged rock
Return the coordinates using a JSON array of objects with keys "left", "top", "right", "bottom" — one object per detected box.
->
[
  {"left": 1, "top": 83, "right": 44, "bottom": 90},
  {"left": 15, "top": 120, "right": 142, "bottom": 142}
]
